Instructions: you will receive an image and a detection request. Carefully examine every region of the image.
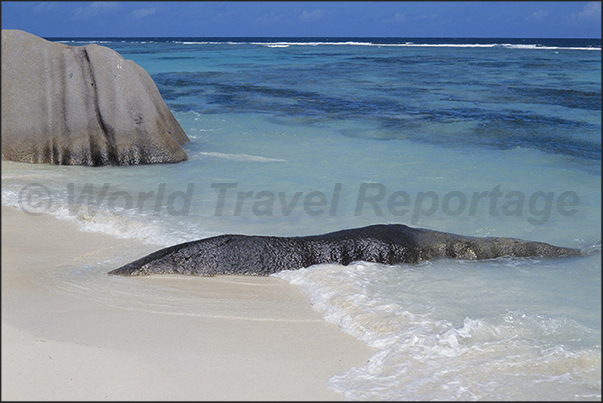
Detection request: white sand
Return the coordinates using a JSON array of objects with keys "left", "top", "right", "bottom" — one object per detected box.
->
[{"left": 1, "top": 206, "right": 375, "bottom": 400}]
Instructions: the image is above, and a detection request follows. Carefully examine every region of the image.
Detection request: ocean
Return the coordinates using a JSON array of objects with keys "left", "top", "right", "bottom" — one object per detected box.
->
[{"left": 2, "top": 37, "right": 601, "bottom": 400}]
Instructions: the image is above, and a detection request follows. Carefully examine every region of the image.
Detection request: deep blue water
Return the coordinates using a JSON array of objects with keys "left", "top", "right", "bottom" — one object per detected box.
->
[
  {"left": 49, "top": 37, "right": 600, "bottom": 167},
  {"left": 46, "top": 36, "right": 603, "bottom": 47}
]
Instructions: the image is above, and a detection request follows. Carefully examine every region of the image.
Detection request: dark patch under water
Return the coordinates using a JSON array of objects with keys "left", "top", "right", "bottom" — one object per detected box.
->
[{"left": 153, "top": 70, "right": 600, "bottom": 163}]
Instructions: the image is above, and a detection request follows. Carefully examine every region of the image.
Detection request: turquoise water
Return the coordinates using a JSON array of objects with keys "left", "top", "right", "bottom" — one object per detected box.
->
[{"left": 2, "top": 38, "right": 600, "bottom": 400}]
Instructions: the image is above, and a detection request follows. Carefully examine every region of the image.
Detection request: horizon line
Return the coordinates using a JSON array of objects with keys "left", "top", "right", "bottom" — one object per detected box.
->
[{"left": 40, "top": 35, "right": 602, "bottom": 40}]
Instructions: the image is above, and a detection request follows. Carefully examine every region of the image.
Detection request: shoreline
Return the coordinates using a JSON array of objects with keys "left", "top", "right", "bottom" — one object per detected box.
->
[{"left": 1, "top": 205, "right": 375, "bottom": 400}]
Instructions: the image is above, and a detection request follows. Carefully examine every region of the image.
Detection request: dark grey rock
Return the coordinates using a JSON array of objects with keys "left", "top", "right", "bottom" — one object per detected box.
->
[
  {"left": 108, "top": 224, "right": 582, "bottom": 276},
  {"left": 1, "top": 29, "right": 189, "bottom": 166}
]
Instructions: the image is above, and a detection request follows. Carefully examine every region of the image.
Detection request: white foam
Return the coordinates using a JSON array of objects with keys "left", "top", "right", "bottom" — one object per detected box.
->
[
  {"left": 2, "top": 184, "right": 213, "bottom": 248},
  {"left": 259, "top": 44, "right": 290, "bottom": 48},
  {"left": 274, "top": 262, "right": 601, "bottom": 400},
  {"left": 196, "top": 151, "right": 286, "bottom": 162},
  {"left": 173, "top": 40, "right": 600, "bottom": 51},
  {"left": 54, "top": 39, "right": 601, "bottom": 51}
]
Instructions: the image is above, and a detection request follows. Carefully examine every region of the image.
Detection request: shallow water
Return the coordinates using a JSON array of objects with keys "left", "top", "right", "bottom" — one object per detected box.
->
[{"left": 2, "top": 37, "right": 600, "bottom": 400}]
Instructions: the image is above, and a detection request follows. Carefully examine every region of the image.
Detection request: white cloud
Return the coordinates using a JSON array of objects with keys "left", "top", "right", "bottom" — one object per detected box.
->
[
  {"left": 131, "top": 7, "right": 158, "bottom": 19},
  {"left": 72, "top": 1, "right": 120, "bottom": 20},
  {"left": 571, "top": 2, "right": 601, "bottom": 20},
  {"left": 299, "top": 9, "right": 324, "bottom": 22},
  {"left": 531, "top": 9, "right": 549, "bottom": 20}
]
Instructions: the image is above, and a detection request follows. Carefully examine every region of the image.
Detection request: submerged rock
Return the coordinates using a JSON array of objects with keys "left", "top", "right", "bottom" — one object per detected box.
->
[
  {"left": 1, "top": 29, "right": 189, "bottom": 166},
  {"left": 108, "top": 224, "right": 583, "bottom": 276}
]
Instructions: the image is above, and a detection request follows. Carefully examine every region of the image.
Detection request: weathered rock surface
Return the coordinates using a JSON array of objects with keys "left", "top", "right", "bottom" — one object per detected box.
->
[
  {"left": 108, "top": 224, "right": 583, "bottom": 276},
  {"left": 1, "top": 29, "right": 189, "bottom": 166}
]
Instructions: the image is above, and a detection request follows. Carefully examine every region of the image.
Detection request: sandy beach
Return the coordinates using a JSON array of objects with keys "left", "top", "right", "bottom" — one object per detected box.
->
[{"left": 1, "top": 205, "right": 375, "bottom": 400}]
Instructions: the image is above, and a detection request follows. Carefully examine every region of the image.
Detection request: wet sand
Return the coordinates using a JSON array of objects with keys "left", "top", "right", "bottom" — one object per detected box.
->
[{"left": 1, "top": 205, "right": 374, "bottom": 400}]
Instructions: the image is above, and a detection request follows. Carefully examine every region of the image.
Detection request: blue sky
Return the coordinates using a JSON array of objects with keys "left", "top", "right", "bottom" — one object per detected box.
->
[{"left": 1, "top": 1, "right": 601, "bottom": 38}]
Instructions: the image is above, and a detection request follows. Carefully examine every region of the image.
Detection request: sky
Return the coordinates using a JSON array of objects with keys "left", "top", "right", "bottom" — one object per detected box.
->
[{"left": 1, "top": 1, "right": 601, "bottom": 38}]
